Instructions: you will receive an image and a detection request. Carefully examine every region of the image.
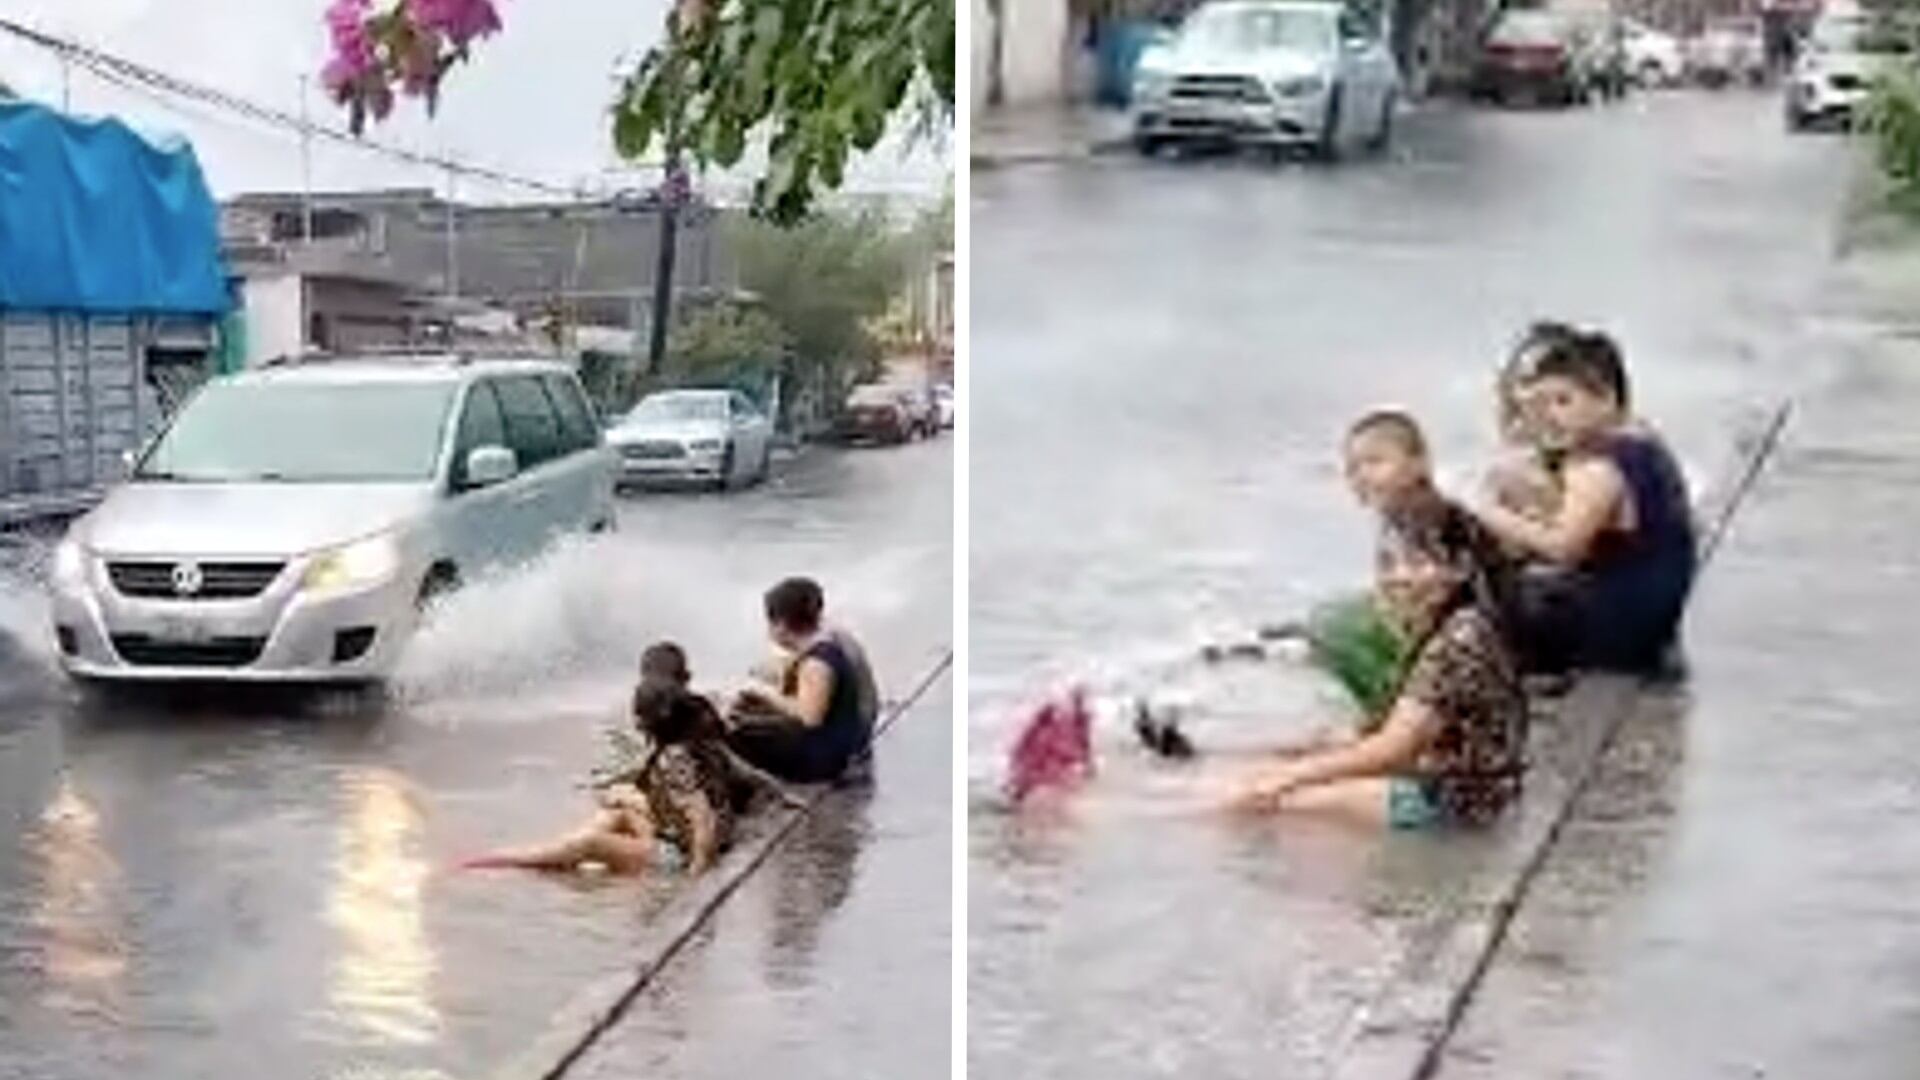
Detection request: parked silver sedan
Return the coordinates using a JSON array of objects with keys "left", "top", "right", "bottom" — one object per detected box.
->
[
  {"left": 606, "top": 388, "right": 775, "bottom": 491},
  {"left": 1131, "top": 0, "right": 1401, "bottom": 161}
]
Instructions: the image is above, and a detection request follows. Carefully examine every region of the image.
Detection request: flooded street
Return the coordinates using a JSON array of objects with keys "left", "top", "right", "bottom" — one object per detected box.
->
[
  {"left": 970, "top": 90, "right": 1859, "bottom": 1077},
  {"left": 0, "top": 439, "right": 951, "bottom": 1079}
]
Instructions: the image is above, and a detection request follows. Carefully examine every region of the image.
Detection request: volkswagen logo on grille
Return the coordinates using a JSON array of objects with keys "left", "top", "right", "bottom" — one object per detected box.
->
[{"left": 171, "top": 562, "right": 205, "bottom": 597}]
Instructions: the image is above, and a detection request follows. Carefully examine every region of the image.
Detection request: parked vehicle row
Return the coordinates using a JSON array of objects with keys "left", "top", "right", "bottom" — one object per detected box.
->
[
  {"left": 1470, "top": 9, "right": 1615, "bottom": 106},
  {"left": 1465, "top": 7, "right": 1792, "bottom": 110},
  {"left": 835, "top": 382, "right": 944, "bottom": 445},
  {"left": 1624, "top": 18, "right": 1687, "bottom": 87},
  {"left": 1688, "top": 15, "right": 1769, "bottom": 88}
]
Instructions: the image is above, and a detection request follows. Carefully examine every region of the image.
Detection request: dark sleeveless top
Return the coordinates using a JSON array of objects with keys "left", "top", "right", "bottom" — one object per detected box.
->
[
  {"left": 1589, "top": 433, "right": 1694, "bottom": 567},
  {"left": 785, "top": 639, "right": 867, "bottom": 770},
  {"left": 1578, "top": 431, "right": 1696, "bottom": 667}
]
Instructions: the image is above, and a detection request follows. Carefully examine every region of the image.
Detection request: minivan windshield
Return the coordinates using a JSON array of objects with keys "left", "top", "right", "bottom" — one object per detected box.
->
[
  {"left": 628, "top": 392, "right": 727, "bottom": 423},
  {"left": 137, "top": 380, "right": 456, "bottom": 483},
  {"left": 1181, "top": 2, "right": 1338, "bottom": 53}
]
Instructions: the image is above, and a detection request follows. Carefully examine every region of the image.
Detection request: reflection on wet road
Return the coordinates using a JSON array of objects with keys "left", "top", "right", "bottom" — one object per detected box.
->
[
  {"left": 0, "top": 438, "right": 950, "bottom": 1079},
  {"left": 970, "top": 92, "right": 1854, "bottom": 1078},
  {"left": 323, "top": 767, "right": 437, "bottom": 1050}
]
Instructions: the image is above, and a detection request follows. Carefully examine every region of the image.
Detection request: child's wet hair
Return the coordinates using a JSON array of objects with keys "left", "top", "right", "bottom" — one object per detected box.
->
[
  {"left": 765, "top": 577, "right": 825, "bottom": 633},
  {"left": 632, "top": 681, "right": 702, "bottom": 745},
  {"left": 1524, "top": 325, "right": 1630, "bottom": 408},
  {"left": 639, "top": 641, "right": 690, "bottom": 684},
  {"left": 1346, "top": 409, "right": 1429, "bottom": 458}
]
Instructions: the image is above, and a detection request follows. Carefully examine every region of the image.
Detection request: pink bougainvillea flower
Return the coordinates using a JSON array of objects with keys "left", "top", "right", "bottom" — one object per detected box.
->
[
  {"left": 1004, "top": 686, "right": 1095, "bottom": 806},
  {"left": 321, "top": 0, "right": 501, "bottom": 129},
  {"left": 405, "top": 0, "right": 502, "bottom": 47},
  {"left": 322, "top": 0, "right": 377, "bottom": 96}
]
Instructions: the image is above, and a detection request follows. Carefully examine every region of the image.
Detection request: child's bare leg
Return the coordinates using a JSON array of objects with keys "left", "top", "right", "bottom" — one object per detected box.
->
[
  {"left": 465, "top": 816, "right": 657, "bottom": 873},
  {"left": 1262, "top": 778, "right": 1392, "bottom": 828}
]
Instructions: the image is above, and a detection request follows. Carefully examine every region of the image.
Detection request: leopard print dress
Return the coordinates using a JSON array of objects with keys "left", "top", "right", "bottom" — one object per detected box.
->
[{"left": 1398, "top": 604, "right": 1528, "bottom": 824}]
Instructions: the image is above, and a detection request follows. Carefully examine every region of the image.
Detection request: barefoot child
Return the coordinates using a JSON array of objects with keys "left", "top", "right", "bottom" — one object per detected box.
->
[
  {"left": 1222, "top": 410, "right": 1527, "bottom": 828},
  {"left": 464, "top": 644, "right": 741, "bottom": 875}
]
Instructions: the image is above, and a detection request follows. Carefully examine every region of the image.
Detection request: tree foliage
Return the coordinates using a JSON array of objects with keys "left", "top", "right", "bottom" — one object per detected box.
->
[
  {"left": 734, "top": 209, "right": 909, "bottom": 388},
  {"left": 322, "top": 0, "right": 954, "bottom": 223},
  {"left": 665, "top": 300, "right": 792, "bottom": 374},
  {"left": 1858, "top": 7, "right": 1920, "bottom": 210},
  {"left": 615, "top": 0, "right": 954, "bottom": 223}
]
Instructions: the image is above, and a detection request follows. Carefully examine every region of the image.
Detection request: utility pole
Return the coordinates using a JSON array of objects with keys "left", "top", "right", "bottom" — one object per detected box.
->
[
  {"left": 298, "top": 75, "right": 314, "bottom": 243},
  {"left": 645, "top": 155, "right": 686, "bottom": 377},
  {"left": 645, "top": 0, "right": 702, "bottom": 380},
  {"left": 444, "top": 161, "right": 459, "bottom": 299}
]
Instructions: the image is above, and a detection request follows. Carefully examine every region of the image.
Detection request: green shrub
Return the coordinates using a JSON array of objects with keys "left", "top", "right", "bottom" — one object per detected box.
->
[{"left": 1864, "top": 69, "right": 1920, "bottom": 214}]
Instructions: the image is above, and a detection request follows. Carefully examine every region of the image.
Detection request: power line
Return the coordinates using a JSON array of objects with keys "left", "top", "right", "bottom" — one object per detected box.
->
[{"left": 0, "top": 14, "right": 584, "bottom": 197}]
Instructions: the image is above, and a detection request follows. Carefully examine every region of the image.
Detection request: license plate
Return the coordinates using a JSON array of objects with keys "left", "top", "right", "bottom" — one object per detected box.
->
[
  {"left": 1170, "top": 101, "right": 1230, "bottom": 122},
  {"left": 155, "top": 617, "right": 216, "bottom": 644}
]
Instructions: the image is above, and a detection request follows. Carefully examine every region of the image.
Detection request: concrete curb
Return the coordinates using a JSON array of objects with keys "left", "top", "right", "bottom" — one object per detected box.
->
[
  {"left": 970, "top": 136, "right": 1131, "bottom": 170},
  {"left": 1327, "top": 677, "right": 1639, "bottom": 1080},
  {"left": 1327, "top": 400, "right": 1794, "bottom": 1080},
  {"left": 490, "top": 650, "right": 953, "bottom": 1080}
]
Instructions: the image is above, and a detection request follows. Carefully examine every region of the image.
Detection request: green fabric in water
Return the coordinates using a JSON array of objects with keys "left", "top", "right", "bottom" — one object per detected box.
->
[{"left": 1304, "top": 592, "right": 1408, "bottom": 732}]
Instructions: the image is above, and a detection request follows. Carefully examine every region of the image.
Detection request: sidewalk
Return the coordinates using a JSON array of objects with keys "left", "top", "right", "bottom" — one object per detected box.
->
[
  {"left": 970, "top": 105, "right": 1133, "bottom": 168},
  {"left": 1428, "top": 269, "right": 1920, "bottom": 1077}
]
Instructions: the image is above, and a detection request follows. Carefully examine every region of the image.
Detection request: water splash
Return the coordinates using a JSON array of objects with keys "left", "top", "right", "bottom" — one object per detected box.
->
[{"left": 0, "top": 535, "right": 58, "bottom": 671}]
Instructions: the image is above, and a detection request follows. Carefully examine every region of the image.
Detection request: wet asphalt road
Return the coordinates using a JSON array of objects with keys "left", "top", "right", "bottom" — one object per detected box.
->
[
  {"left": 0, "top": 437, "right": 951, "bottom": 1080},
  {"left": 970, "top": 89, "right": 1856, "bottom": 1077}
]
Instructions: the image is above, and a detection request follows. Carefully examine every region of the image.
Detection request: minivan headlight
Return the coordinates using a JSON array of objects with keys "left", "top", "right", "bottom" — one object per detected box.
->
[
  {"left": 1135, "top": 69, "right": 1173, "bottom": 101},
  {"left": 688, "top": 438, "right": 724, "bottom": 454},
  {"left": 303, "top": 533, "right": 402, "bottom": 593},
  {"left": 53, "top": 539, "right": 87, "bottom": 585}
]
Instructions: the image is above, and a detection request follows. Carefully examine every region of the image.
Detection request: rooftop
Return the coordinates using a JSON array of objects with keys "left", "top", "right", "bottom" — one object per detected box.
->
[{"left": 242, "top": 351, "right": 573, "bottom": 383}]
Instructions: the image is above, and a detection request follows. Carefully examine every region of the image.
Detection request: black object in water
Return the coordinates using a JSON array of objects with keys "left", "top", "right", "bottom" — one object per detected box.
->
[{"left": 1132, "top": 699, "right": 1195, "bottom": 760}]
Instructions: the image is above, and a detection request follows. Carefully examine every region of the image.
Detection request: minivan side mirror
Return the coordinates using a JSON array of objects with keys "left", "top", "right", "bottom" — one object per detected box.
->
[{"left": 465, "top": 445, "right": 519, "bottom": 488}]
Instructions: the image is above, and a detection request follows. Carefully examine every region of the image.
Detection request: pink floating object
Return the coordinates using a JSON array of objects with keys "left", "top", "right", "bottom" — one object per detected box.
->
[{"left": 1004, "top": 686, "right": 1095, "bottom": 805}]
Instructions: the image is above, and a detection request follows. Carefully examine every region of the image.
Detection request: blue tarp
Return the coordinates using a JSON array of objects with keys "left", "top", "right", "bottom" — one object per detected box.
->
[{"left": 0, "top": 100, "right": 228, "bottom": 315}]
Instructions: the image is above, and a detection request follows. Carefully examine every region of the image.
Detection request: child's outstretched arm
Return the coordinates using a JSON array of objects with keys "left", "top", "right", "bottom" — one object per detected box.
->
[{"left": 1225, "top": 697, "right": 1439, "bottom": 812}]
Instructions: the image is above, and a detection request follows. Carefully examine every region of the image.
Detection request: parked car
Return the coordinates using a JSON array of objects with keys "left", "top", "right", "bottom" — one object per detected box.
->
[
  {"left": 1471, "top": 9, "right": 1604, "bottom": 105},
  {"left": 46, "top": 356, "right": 617, "bottom": 684},
  {"left": 1129, "top": 0, "right": 1401, "bottom": 161},
  {"left": 933, "top": 383, "right": 955, "bottom": 429},
  {"left": 1623, "top": 18, "right": 1686, "bottom": 86},
  {"left": 605, "top": 388, "right": 774, "bottom": 491},
  {"left": 1786, "top": 11, "right": 1913, "bottom": 131},
  {"left": 1690, "top": 15, "right": 1767, "bottom": 86},
  {"left": 835, "top": 384, "right": 923, "bottom": 445},
  {"left": 891, "top": 381, "right": 942, "bottom": 437}
]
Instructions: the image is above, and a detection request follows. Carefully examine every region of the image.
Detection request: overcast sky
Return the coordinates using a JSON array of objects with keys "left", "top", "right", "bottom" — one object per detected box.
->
[{"left": 0, "top": 0, "right": 951, "bottom": 205}]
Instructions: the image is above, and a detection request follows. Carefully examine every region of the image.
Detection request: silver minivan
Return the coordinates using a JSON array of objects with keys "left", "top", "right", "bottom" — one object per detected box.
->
[{"left": 47, "top": 355, "right": 617, "bottom": 683}]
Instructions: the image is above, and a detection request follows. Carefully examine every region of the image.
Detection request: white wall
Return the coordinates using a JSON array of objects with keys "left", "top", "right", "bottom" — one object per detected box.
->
[
  {"left": 241, "top": 275, "right": 304, "bottom": 369},
  {"left": 999, "top": 0, "right": 1072, "bottom": 105}
]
